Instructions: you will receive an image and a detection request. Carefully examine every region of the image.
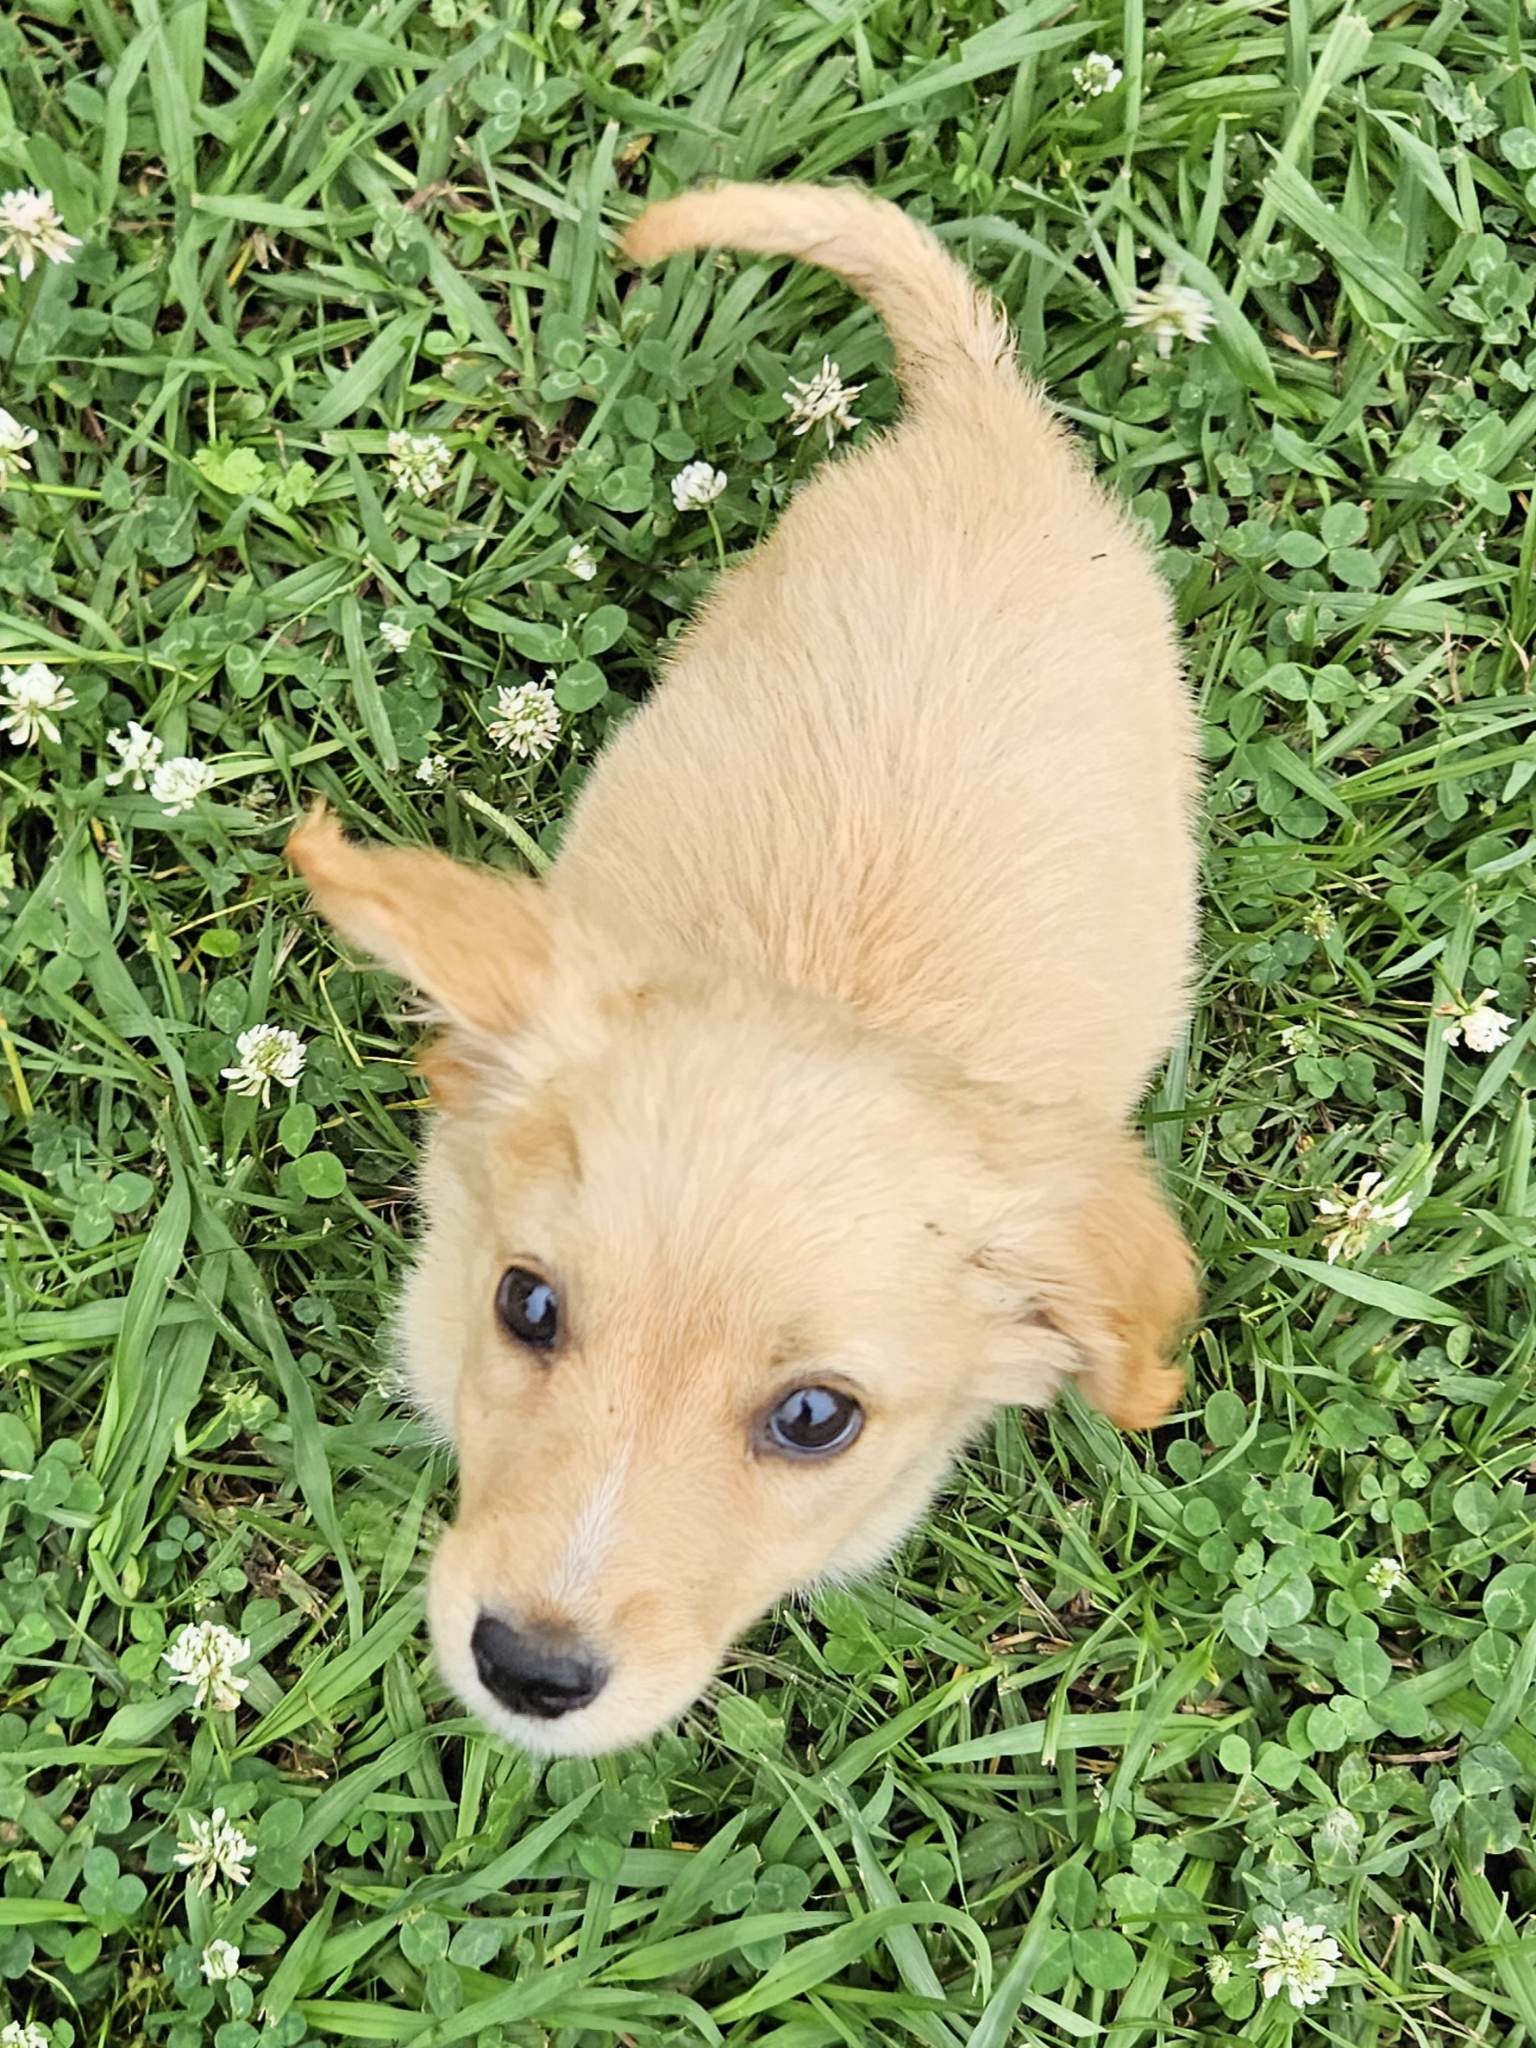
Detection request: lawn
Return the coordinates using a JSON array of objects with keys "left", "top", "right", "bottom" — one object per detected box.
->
[{"left": 2, "top": 0, "right": 1535, "bottom": 2042}]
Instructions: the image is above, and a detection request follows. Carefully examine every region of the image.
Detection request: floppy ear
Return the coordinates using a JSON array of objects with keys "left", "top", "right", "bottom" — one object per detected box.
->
[
  {"left": 972, "top": 1113, "right": 1196, "bottom": 1430},
  {"left": 286, "top": 804, "right": 552, "bottom": 1047}
]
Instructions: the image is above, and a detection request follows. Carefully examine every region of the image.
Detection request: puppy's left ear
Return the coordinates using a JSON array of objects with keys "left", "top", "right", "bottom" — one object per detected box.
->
[
  {"left": 972, "top": 1113, "right": 1196, "bottom": 1430},
  {"left": 287, "top": 803, "right": 552, "bottom": 1041}
]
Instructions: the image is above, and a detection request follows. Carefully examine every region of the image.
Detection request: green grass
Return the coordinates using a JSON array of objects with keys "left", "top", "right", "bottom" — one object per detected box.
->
[{"left": 2, "top": 0, "right": 1535, "bottom": 2041}]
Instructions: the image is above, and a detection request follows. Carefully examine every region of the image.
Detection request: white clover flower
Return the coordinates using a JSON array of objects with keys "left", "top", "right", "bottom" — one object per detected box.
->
[
  {"left": 1252, "top": 1916, "right": 1340, "bottom": 2008},
  {"left": 1443, "top": 989, "right": 1514, "bottom": 1054},
  {"left": 1073, "top": 51, "right": 1124, "bottom": 96},
  {"left": 670, "top": 460, "right": 728, "bottom": 512},
  {"left": 782, "top": 356, "right": 863, "bottom": 446},
  {"left": 105, "top": 720, "right": 163, "bottom": 790},
  {"left": 1366, "top": 1556, "right": 1406, "bottom": 1595},
  {"left": 0, "top": 406, "right": 39, "bottom": 488},
  {"left": 415, "top": 751, "right": 449, "bottom": 787},
  {"left": 1124, "top": 264, "right": 1215, "bottom": 358},
  {"left": 200, "top": 1937, "right": 242, "bottom": 1983},
  {"left": 0, "top": 661, "right": 76, "bottom": 746},
  {"left": 1206, "top": 1954, "right": 1233, "bottom": 1987},
  {"left": 0, "top": 2023, "right": 50, "bottom": 2048},
  {"left": 221, "top": 1023, "right": 306, "bottom": 1108},
  {"left": 0, "top": 188, "right": 82, "bottom": 279},
  {"left": 566, "top": 539, "right": 598, "bottom": 581},
  {"left": 386, "top": 429, "right": 453, "bottom": 500},
  {"left": 151, "top": 754, "right": 217, "bottom": 816},
  {"left": 162, "top": 1620, "right": 252, "bottom": 1712},
  {"left": 379, "top": 619, "right": 413, "bottom": 654},
  {"left": 488, "top": 678, "right": 560, "bottom": 761},
  {"left": 175, "top": 1808, "right": 256, "bottom": 1893},
  {"left": 1279, "top": 1021, "right": 1320, "bottom": 1057},
  {"left": 1315, "top": 1169, "right": 1414, "bottom": 1265}
]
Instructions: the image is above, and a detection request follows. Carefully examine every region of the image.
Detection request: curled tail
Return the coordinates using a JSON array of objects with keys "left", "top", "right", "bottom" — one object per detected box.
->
[{"left": 620, "top": 181, "right": 1016, "bottom": 406}]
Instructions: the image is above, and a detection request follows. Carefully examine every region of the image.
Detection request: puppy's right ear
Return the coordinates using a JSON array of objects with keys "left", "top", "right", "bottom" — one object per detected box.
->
[{"left": 286, "top": 804, "right": 551, "bottom": 1044}]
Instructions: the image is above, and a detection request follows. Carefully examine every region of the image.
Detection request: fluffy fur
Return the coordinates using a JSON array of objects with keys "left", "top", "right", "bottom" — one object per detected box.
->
[{"left": 288, "top": 180, "right": 1200, "bottom": 1756}]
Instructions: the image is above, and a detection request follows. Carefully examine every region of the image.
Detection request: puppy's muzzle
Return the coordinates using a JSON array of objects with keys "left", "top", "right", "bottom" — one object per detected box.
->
[{"left": 470, "top": 1613, "right": 609, "bottom": 1720}]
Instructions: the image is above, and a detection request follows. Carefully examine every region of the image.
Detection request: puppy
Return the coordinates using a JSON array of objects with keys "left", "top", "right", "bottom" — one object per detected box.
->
[{"left": 289, "top": 182, "right": 1200, "bottom": 1756}]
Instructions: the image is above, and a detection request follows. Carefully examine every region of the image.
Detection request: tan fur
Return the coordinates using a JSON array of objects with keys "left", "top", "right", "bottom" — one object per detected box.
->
[{"left": 287, "top": 180, "right": 1200, "bottom": 1755}]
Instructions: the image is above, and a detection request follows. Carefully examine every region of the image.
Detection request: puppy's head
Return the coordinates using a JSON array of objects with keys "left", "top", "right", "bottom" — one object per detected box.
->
[{"left": 290, "top": 810, "right": 1194, "bottom": 1755}]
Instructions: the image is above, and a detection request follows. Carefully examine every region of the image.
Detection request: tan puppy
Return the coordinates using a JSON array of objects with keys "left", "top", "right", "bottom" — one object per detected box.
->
[{"left": 289, "top": 182, "right": 1199, "bottom": 1756}]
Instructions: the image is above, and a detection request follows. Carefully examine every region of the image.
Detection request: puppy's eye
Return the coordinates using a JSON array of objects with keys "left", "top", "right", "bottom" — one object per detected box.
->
[
  {"left": 495, "top": 1266, "right": 560, "bottom": 1349},
  {"left": 763, "top": 1386, "right": 863, "bottom": 1459}
]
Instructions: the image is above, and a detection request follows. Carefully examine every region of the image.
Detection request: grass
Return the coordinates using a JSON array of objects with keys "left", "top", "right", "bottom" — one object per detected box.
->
[{"left": 1, "top": 0, "right": 1535, "bottom": 2041}]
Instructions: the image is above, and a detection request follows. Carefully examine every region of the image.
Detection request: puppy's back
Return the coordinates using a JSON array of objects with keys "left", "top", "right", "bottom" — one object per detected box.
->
[{"left": 555, "top": 183, "right": 1199, "bottom": 1115}]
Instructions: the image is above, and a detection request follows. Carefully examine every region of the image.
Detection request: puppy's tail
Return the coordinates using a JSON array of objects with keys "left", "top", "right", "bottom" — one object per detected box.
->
[{"left": 620, "top": 181, "right": 1016, "bottom": 407}]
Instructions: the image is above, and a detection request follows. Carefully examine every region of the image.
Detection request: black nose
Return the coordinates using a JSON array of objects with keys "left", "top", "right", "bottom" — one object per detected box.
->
[{"left": 470, "top": 1613, "right": 609, "bottom": 1720}]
